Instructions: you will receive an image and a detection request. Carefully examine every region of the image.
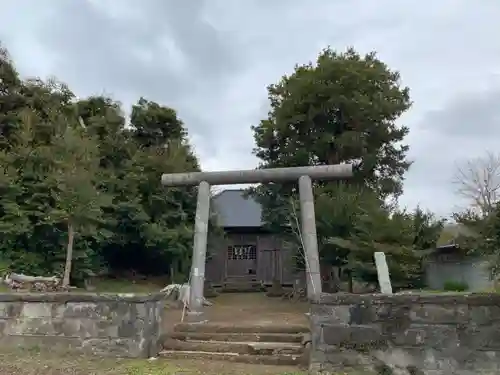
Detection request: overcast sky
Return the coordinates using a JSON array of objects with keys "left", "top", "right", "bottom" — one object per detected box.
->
[{"left": 1, "top": 0, "right": 499, "bottom": 218}]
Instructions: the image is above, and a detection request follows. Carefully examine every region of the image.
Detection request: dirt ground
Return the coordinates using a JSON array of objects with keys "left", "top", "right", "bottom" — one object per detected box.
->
[
  {"left": 0, "top": 351, "right": 306, "bottom": 375},
  {"left": 163, "top": 292, "right": 310, "bottom": 329}
]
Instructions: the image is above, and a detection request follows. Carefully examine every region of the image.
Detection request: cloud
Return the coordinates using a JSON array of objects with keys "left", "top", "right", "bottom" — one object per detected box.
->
[
  {"left": 423, "top": 88, "right": 500, "bottom": 139},
  {"left": 1, "top": 0, "right": 500, "bottom": 217},
  {"left": 404, "top": 87, "right": 500, "bottom": 215}
]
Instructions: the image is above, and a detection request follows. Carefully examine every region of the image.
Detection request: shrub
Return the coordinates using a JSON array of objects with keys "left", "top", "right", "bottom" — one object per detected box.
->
[{"left": 443, "top": 280, "right": 468, "bottom": 292}]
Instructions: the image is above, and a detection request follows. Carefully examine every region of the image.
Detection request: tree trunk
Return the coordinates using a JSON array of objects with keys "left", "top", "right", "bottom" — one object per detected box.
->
[
  {"left": 9, "top": 273, "right": 59, "bottom": 283},
  {"left": 62, "top": 221, "right": 75, "bottom": 287},
  {"left": 327, "top": 266, "right": 341, "bottom": 293},
  {"left": 348, "top": 270, "right": 354, "bottom": 293}
]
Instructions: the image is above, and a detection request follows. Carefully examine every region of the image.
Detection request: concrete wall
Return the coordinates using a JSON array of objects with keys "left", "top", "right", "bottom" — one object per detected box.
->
[
  {"left": 0, "top": 292, "right": 165, "bottom": 358},
  {"left": 310, "top": 293, "right": 500, "bottom": 374},
  {"left": 426, "top": 256, "right": 493, "bottom": 292}
]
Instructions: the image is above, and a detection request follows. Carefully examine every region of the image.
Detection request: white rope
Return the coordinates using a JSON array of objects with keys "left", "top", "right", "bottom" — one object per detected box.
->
[
  {"left": 290, "top": 196, "right": 317, "bottom": 297},
  {"left": 180, "top": 267, "right": 193, "bottom": 322}
]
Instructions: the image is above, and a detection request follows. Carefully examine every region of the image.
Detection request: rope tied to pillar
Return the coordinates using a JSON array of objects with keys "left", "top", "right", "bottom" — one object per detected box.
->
[{"left": 289, "top": 195, "right": 318, "bottom": 297}]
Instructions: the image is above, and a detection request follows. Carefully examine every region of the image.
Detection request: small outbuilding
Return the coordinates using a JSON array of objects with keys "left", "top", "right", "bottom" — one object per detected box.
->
[{"left": 425, "top": 224, "right": 494, "bottom": 292}]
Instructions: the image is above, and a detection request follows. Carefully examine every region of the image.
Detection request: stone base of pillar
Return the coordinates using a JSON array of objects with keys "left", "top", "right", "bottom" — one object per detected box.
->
[
  {"left": 266, "top": 279, "right": 285, "bottom": 297},
  {"left": 204, "top": 281, "right": 218, "bottom": 298}
]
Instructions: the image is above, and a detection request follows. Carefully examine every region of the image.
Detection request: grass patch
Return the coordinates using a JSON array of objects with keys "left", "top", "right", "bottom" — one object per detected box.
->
[
  {"left": 92, "top": 278, "right": 164, "bottom": 293},
  {"left": 0, "top": 284, "right": 10, "bottom": 292}
]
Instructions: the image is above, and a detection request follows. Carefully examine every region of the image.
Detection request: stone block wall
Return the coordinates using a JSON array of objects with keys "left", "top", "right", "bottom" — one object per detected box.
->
[
  {"left": 310, "top": 293, "right": 500, "bottom": 374},
  {"left": 0, "top": 292, "right": 165, "bottom": 358}
]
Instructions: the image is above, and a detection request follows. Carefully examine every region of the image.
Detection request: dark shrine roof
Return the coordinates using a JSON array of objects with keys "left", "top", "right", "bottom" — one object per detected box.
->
[{"left": 212, "top": 189, "right": 264, "bottom": 228}]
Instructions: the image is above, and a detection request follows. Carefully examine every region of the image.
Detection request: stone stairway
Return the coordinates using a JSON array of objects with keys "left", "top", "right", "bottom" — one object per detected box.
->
[
  {"left": 219, "top": 276, "right": 265, "bottom": 293},
  {"left": 160, "top": 322, "right": 310, "bottom": 367}
]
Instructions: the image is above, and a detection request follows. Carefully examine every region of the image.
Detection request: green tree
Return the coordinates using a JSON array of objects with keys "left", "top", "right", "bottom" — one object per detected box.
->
[
  {"left": 74, "top": 96, "right": 125, "bottom": 142},
  {"left": 453, "top": 206, "right": 500, "bottom": 275},
  {"left": 81, "top": 98, "right": 201, "bottom": 279},
  {"left": 0, "top": 43, "right": 205, "bottom": 285},
  {"left": 251, "top": 47, "right": 413, "bottom": 286},
  {"left": 328, "top": 205, "right": 443, "bottom": 289},
  {"left": 127, "top": 99, "right": 199, "bottom": 278},
  {"left": 477, "top": 206, "right": 500, "bottom": 275},
  {"left": 0, "top": 111, "right": 36, "bottom": 266},
  {"left": 253, "top": 47, "right": 411, "bottom": 199},
  {"left": 0, "top": 71, "right": 79, "bottom": 276},
  {"left": 251, "top": 47, "right": 412, "bottom": 227},
  {"left": 131, "top": 97, "right": 187, "bottom": 148},
  {"left": 0, "top": 44, "right": 27, "bottom": 149},
  {"left": 47, "top": 122, "right": 110, "bottom": 286},
  {"left": 411, "top": 207, "right": 445, "bottom": 250}
]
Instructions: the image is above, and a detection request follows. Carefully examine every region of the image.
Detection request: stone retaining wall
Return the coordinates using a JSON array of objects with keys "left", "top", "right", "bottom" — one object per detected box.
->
[
  {"left": 310, "top": 293, "right": 500, "bottom": 374},
  {"left": 0, "top": 293, "right": 165, "bottom": 358}
]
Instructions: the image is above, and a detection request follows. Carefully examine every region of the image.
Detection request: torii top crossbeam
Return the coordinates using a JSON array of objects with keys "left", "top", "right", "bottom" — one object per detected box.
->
[{"left": 161, "top": 164, "right": 353, "bottom": 186}]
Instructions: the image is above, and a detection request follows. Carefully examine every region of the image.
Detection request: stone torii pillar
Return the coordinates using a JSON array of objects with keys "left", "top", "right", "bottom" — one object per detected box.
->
[{"left": 161, "top": 164, "right": 353, "bottom": 321}]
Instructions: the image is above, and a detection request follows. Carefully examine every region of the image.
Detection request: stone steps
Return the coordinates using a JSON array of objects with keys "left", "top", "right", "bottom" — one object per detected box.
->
[
  {"left": 220, "top": 281, "right": 264, "bottom": 293},
  {"left": 221, "top": 286, "right": 263, "bottom": 293},
  {"left": 159, "top": 350, "right": 302, "bottom": 366},
  {"left": 173, "top": 322, "right": 309, "bottom": 334},
  {"left": 163, "top": 338, "right": 303, "bottom": 355},
  {"left": 218, "top": 277, "right": 264, "bottom": 292},
  {"left": 161, "top": 322, "right": 309, "bottom": 367},
  {"left": 169, "top": 331, "right": 303, "bottom": 343}
]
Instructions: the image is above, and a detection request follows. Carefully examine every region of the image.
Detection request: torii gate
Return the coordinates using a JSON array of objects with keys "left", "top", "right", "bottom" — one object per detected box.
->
[{"left": 161, "top": 164, "right": 353, "bottom": 321}]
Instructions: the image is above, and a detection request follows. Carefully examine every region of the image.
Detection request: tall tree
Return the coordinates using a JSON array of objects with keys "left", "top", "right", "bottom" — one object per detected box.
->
[
  {"left": 47, "top": 122, "right": 109, "bottom": 286},
  {"left": 0, "top": 44, "right": 25, "bottom": 149},
  {"left": 131, "top": 98, "right": 187, "bottom": 148},
  {"left": 0, "top": 72, "right": 79, "bottom": 276},
  {"left": 410, "top": 206, "right": 445, "bottom": 250},
  {"left": 0, "top": 42, "right": 208, "bottom": 284},
  {"left": 250, "top": 47, "right": 413, "bottom": 284},
  {"left": 103, "top": 98, "right": 200, "bottom": 278},
  {"left": 253, "top": 47, "right": 411, "bottom": 198}
]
